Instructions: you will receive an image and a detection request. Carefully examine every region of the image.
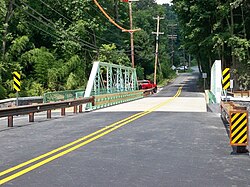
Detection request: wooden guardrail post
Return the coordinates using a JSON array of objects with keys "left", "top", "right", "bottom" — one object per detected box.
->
[
  {"left": 29, "top": 112, "right": 35, "bottom": 122},
  {"left": 47, "top": 110, "right": 51, "bottom": 119},
  {"left": 79, "top": 105, "right": 83, "bottom": 113},
  {"left": 61, "top": 108, "right": 66, "bottom": 116},
  {"left": 91, "top": 96, "right": 95, "bottom": 106},
  {"left": 8, "top": 116, "right": 13, "bottom": 127},
  {"left": 73, "top": 106, "right": 77, "bottom": 113}
]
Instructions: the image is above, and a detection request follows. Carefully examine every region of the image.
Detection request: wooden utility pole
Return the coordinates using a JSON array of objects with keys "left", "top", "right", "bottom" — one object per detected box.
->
[
  {"left": 152, "top": 16, "right": 164, "bottom": 85},
  {"left": 167, "top": 24, "right": 177, "bottom": 67},
  {"left": 129, "top": 1, "right": 135, "bottom": 68},
  {"left": 122, "top": 0, "right": 140, "bottom": 68}
]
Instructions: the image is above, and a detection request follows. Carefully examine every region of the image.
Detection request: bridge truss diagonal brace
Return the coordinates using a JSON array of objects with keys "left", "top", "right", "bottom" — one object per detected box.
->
[{"left": 84, "top": 61, "right": 138, "bottom": 100}]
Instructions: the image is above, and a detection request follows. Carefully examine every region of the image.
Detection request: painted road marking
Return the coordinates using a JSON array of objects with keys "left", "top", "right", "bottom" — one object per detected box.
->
[{"left": 0, "top": 87, "right": 182, "bottom": 185}]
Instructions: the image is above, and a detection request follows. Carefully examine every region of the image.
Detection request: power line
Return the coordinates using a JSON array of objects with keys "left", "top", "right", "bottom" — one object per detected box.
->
[
  {"left": 93, "top": 0, "right": 140, "bottom": 32},
  {"left": 87, "top": 3, "right": 129, "bottom": 40},
  {"left": 17, "top": 0, "right": 99, "bottom": 50},
  {"left": 37, "top": 0, "right": 127, "bottom": 48},
  {"left": 26, "top": 21, "right": 98, "bottom": 55},
  {"left": 1, "top": 2, "right": 130, "bottom": 55},
  {"left": 14, "top": 2, "right": 99, "bottom": 54}
]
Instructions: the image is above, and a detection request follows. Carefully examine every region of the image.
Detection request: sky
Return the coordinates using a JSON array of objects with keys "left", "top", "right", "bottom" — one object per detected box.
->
[{"left": 156, "top": 0, "right": 172, "bottom": 5}]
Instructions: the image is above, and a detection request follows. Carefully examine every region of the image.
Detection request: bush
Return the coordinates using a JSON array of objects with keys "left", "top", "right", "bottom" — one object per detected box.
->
[{"left": 0, "top": 84, "right": 7, "bottom": 99}]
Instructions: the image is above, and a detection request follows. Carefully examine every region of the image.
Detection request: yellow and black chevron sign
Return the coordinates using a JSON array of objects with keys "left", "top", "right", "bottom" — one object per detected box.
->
[
  {"left": 13, "top": 71, "right": 21, "bottom": 92},
  {"left": 230, "top": 112, "right": 248, "bottom": 145},
  {"left": 222, "top": 68, "right": 230, "bottom": 90}
]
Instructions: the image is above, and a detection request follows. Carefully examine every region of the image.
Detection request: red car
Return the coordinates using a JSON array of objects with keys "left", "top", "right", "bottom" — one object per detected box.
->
[{"left": 138, "top": 80, "right": 157, "bottom": 93}]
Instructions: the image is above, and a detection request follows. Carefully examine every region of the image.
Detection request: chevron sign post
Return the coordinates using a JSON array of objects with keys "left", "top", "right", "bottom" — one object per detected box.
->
[{"left": 13, "top": 71, "right": 21, "bottom": 106}]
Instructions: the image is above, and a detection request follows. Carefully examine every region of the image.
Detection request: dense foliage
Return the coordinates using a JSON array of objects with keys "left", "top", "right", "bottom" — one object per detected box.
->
[
  {"left": 0, "top": 0, "right": 177, "bottom": 98},
  {"left": 173, "top": 0, "right": 250, "bottom": 89}
]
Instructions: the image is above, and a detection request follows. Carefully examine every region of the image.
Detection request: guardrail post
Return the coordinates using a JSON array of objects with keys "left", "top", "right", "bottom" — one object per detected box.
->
[
  {"left": 29, "top": 112, "right": 34, "bottom": 122},
  {"left": 61, "top": 108, "right": 65, "bottom": 116},
  {"left": 47, "top": 110, "right": 51, "bottom": 119},
  {"left": 8, "top": 116, "right": 13, "bottom": 127},
  {"left": 73, "top": 106, "right": 77, "bottom": 113},
  {"left": 79, "top": 105, "right": 83, "bottom": 113},
  {"left": 92, "top": 96, "right": 95, "bottom": 106}
]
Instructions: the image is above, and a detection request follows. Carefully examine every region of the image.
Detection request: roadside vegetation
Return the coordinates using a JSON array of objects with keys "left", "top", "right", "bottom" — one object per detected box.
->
[
  {"left": 0, "top": 0, "right": 180, "bottom": 99},
  {"left": 173, "top": 0, "right": 250, "bottom": 90},
  {"left": 1, "top": 0, "right": 248, "bottom": 99}
]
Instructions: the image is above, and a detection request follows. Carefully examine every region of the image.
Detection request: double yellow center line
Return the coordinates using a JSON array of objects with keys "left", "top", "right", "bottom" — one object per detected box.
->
[{"left": 0, "top": 87, "right": 182, "bottom": 185}]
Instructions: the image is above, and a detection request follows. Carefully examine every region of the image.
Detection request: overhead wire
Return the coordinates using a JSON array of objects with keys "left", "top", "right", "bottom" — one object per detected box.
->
[
  {"left": 89, "top": 2, "right": 131, "bottom": 31},
  {"left": 13, "top": 3, "right": 100, "bottom": 55},
  {"left": 0, "top": 2, "right": 98, "bottom": 57},
  {"left": 17, "top": 0, "right": 99, "bottom": 50},
  {"left": 86, "top": 3, "right": 129, "bottom": 40},
  {"left": 36, "top": 0, "right": 127, "bottom": 48},
  {"left": 3, "top": 1, "right": 131, "bottom": 54},
  {"left": 26, "top": 21, "right": 98, "bottom": 54},
  {"left": 93, "top": 0, "right": 140, "bottom": 32}
]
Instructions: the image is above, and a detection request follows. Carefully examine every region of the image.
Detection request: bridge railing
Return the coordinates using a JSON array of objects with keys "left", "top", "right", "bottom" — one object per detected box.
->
[
  {"left": 43, "top": 89, "right": 84, "bottom": 103},
  {"left": 205, "top": 90, "right": 217, "bottom": 104},
  {"left": 88, "top": 90, "right": 144, "bottom": 110},
  {"left": 75, "top": 88, "right": 154, "bottom": 110}
]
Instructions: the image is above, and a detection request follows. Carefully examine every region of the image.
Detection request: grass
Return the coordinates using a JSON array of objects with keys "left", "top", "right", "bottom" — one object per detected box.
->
[{"left": 157, "top": 74, "right": 177, "bottom": 87}]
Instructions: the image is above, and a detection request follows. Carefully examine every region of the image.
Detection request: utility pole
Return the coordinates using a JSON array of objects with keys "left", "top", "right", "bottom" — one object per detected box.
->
[
  {"left": 167, "top": 24, "right": 177, "bottom": 67},
  {"left": 129, "top": 1, "right": 135, "bottom": 68},
  {"left": 152, "top": 16, "right": 164, "bottom": 85},
  {"left": 122, "top": 0, "right": 139, "bottom": 68}
]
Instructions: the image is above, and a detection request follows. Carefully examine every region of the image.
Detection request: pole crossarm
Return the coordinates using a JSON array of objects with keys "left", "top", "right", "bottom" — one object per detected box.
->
[{"left": 122, "top": 29, "right": 141, "bottom": 33}]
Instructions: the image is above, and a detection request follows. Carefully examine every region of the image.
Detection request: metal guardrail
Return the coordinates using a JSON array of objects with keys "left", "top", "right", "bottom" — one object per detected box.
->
[
  {"left": 228, "top": 90, "right": 250, "bottom": 98},
  {"left": 1, "top": 88, "right": 154, "bottom": 127},
  {"left": 142, "top": 88, "right": 155, "bottom": 96},
  {"left": 0, "top": 97, "right": 95, "bottom": 127},
  {"left": 220, "top": 101, "right": 247, "bottom": 123}
]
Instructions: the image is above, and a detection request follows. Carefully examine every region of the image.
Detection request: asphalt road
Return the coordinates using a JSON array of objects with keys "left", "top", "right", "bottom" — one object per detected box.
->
[{"left": 0, "top": 71, "right": 250, "bottom": 186}]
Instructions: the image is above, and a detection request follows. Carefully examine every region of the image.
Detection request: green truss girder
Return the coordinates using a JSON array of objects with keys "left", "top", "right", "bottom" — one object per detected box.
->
[{"left": 84, "top": 61, "right": 138, "bottom": 98}]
